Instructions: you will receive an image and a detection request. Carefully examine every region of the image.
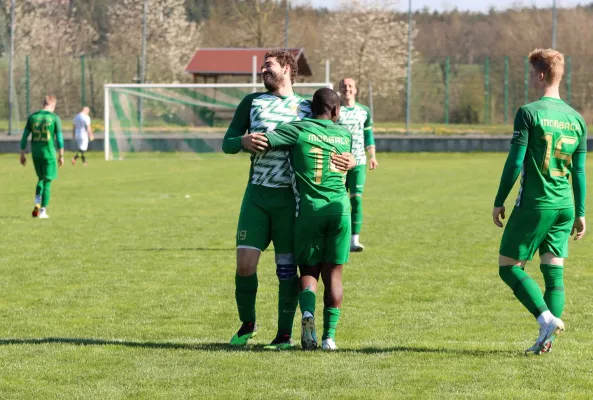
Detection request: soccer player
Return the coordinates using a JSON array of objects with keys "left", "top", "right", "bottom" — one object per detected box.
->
[
  {"left": 222, "top": 50, "right": 354, "bottom": 349},
  {"left": 20, "top": 95, "right": 65, "bottom": 219},
  {"left": 493, "top": 49, "right": 587, "bottom": 355},
  {"left": 337, "top": 78, "right": 378, "bottom": 252},
  {"left": 72, "top": 106, "right": 93, "bottom": 166},
  {"left": 263, "top": 88, "right": 352, "bottom": 350}
]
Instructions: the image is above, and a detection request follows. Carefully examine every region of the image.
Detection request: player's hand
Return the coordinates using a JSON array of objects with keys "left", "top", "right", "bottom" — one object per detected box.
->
[
  {"left": 20, "top": 153, "right": 26, "bottom": 166},
  {"left": 332, "top": 152, "right": 356, "bottom": 171},
  {"left": 90, "top": 134, "right": 94, "bottom": 142},
  {"left": 58, "top": 155, "right": 64, "bottom": 167},
  {"left": 369, "top": 157, "right": 379, "bottom": 170},
  {"left": 571, "top": 216, "right": 586, "bottom": 241},
  {"left": 492, "top": 206, "right": 505, "bottom": 228},
  {"left": 241, "top": 133, "right": 268, "bottom": 153}
]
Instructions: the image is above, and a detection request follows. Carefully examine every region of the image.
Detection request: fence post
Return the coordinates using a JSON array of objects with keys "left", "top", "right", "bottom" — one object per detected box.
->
[
  {"left": 484, "top": 56, "right": 490, "bottom": 124},
  {"left": 524, "top": 55, "right": 529, "bottom": 105},
  {"left": 25, "top": 55, "right": 30, "bottom": 117},
  {"left": 81, "top": 55, "right": 86, "bottom": 107},
  {"left": 137, "top": 55, "right": 141, "bottom": 125},
  {"left": 444, "top": 56, "right": 449, "bottom": 124},
  {"left": 504, "top": 56, "right": 509, "bottom": 124},
  {"left": 566, "top": 56, "right": 572, "bottom": 105}
]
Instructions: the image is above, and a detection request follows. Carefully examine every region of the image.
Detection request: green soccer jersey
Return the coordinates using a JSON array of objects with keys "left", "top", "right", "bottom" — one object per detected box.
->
[
  {"left": 512, "top": 97, "right": 587, "bottom": 209},
  {"left": 20, "top": 110, "right": 64, "bottom": 159},
  {"left": 222, "top": 92, "right": 312, "bottom": 188},
  {"left": 264, "top": 118, "right": 352, "bottom": 216},
  {"left": 337, "top": 102, "right": 374, "bottom": 166}
]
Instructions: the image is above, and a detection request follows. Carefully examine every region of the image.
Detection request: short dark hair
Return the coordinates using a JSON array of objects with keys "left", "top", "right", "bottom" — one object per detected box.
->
[
  {"left": 264, "top": 50, "right": 298, "bottom": 84},
  {"left": 312, "top": 88, "right": 340, "bottom": 116}
]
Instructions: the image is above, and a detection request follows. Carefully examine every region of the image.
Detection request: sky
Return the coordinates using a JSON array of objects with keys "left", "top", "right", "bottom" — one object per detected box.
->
[{"left": 305, "top": 0, "right": 590, "bottom": 13}]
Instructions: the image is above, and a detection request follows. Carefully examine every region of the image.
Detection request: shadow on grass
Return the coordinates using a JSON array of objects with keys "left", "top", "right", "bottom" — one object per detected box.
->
[
  {"left": 123, "top": 248, "right": 235, "bottom": 252},
  {"left": 0, "top": 338, "right": 519, "bottom": 356}
]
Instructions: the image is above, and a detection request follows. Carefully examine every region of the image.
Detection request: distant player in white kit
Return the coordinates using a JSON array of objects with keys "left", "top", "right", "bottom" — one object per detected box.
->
[{"left": 72, "top": 106, "right": 93, "bottom": 166}]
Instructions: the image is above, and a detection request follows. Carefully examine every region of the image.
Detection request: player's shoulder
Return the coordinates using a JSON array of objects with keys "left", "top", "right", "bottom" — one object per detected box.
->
[
  {"left": 355, "top": 102, "right": 370, "bottom": 113},
  {"left": 243, "top": 92, "right": 267, "bottom": 101},
  {"left": 329, "top": 122, "right": 352, "bottom": 137}
]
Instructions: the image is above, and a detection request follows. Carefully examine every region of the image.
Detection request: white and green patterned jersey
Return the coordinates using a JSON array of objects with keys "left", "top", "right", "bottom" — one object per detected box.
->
[
  {"left": 222, "top": 92, "right": 312, "bottom": 188},
  {"left": 337, "top": 102, "right": 374, "bottom": 165}
]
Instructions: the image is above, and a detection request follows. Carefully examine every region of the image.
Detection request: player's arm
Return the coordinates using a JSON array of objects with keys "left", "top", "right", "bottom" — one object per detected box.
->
[
  {"left": 55, "top": 116, "right": 65, "bottom": 166},
  {"left": 87, "top": 117, "right": 94, "bottom": 141},
  {"left": 263, "top": 124, "right": 299, "bottom": 148},
  {"left": 19, "top": 116, "right": 31, "bottom": 166},
  {"left": 363, "top": 107, "right": 378, "bottom": 170},
  {"left": 571, "top": 127, "right": 587, "bottom": 240},
  {"left": 72, "top": 121, "right": 76, "bottom": 139},
  {"left": 492, "top": 108, "right": 530, "bottom": 227},
  {"left": 222, "top": 95, "right": 266, "bottom": 154}
]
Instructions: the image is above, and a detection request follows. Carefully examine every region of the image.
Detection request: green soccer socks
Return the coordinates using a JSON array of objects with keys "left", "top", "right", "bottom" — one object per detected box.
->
[
  {"left": 540, "top": 264, "right": 565, "bottom": 318},
  {"left": 499, "top": 265, "right": 548, "bottom": 318},
  {"left": 235, "top": 272, "right": 258, "bottom": 323},
  {"left": 323, "top": 307, "right": 341, "bottom": 340},
  {"left": 299, "top": 288, "right": 316, "bottom": 316},
  {"left": 350, "top": 195, "right": 363, "bottom": 235}
]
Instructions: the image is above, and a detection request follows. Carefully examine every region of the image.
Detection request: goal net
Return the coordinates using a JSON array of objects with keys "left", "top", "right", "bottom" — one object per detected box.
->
[{"left": 103, "top": 83, "right": 333, "bottom": 160}]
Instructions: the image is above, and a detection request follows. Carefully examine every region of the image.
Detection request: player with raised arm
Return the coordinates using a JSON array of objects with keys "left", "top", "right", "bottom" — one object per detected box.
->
[
  {"left": 493, "top": 49, "right": 587, "bottom": 355},
  {"left": 263, "top": 88, "right": 352, "bottom": 350},
  {"left": 72, "top": 106, "right": 93, "bottom": 166},
  {"left": 222, "top": 50, "right": 353, "bottom": 350},
  {"left": 20, "top": 95, "right": 65, "bottom": 219},
  {"left": 337, "top": 78, "right": 377, "bottom": 252}
]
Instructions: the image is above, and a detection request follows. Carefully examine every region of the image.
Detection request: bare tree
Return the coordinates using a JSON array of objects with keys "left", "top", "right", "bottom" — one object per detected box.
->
[
  {"left": 319, "top": 0, "right": 412, "bottom": 120},
  {"left": 108, "top": 0, "right": 202, "bottom": 82}
]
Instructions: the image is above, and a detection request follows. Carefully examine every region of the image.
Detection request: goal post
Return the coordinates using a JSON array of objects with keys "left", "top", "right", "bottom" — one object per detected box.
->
[{"left": 103, "top": 82, "right": 333, "bottom": 160}]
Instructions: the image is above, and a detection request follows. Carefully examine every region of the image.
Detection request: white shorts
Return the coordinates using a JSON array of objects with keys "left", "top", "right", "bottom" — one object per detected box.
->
[{"left": 75, "top": 136, "right": 89, "bottom": 152}]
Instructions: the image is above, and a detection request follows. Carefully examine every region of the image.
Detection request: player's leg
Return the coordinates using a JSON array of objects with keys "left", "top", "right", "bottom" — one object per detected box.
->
[
  {"left": 265, "top": 195, "right": 299, "bottom": 349},
  {"left": 347, "top": 165, "right": 366, "bottom": 252},
  {"left": 319, "top": 214, "right": 350, "bottom": 350},
  {"left": 499, "top": 208, "right": 564, "bottom": 353},
  {"left": 539, "top": 208, "right": 574, "bottom": 319},
  {"left": 292, "top": 215, "right": 325, "bottom": 350},
  {"left": 230, "top": 189, "right": 271, "bottom": 346},
  {"left": 298, "top": 263, "right": 321, "bottom": 350},
  {"left": 320, "top": 263, "right": 343, "bottom": 350},
  {"left": 31, "top": 159, "right": 44, "bottom": 217},
  {"left": 38, "top": 159, "right": 57, "bottom": 218},
  {"left": 81, "top": 151, "right": 87, "bottom": 166}
]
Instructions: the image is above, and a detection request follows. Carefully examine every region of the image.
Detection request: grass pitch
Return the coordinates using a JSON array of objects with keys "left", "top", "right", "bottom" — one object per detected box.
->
[{"left": 1, "top": 152, "right": 592, "bottom": 399}]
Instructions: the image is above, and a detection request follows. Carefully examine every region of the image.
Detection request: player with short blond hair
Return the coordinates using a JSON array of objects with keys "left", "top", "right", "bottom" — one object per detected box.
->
[
  {"left": 493, "top": 49, "right": 587, "bottom": 354},
  {"left": 20, "top": 95, "right": 64, "bottom": 219}
]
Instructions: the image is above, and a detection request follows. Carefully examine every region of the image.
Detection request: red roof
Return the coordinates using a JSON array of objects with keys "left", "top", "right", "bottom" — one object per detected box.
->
[{"left": 184, "top": 48, "right": 312, "bottom": 76}]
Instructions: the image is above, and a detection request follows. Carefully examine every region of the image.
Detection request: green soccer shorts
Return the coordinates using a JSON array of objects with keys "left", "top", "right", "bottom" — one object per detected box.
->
[
  {"left": 33, "top": 158, "right": 57, "bottom": 181},
  {"left": 346, "top": 165, "right": 366, "bottom": 195},
  {"left": 294, "top": 214, "right": 351, "bottom": 266},
  {"left": 236, "top": 184, "right": 296, "bottom": 253},
  {"left": 499, "top": 207, "right": 574, "bottom": 260}
]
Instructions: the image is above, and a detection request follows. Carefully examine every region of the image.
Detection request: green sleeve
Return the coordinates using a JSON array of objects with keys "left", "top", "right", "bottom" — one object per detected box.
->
[
  {"left": 20, "top": 117, "right": 31, "bottom": 151},
  {"left": 54, "top": 116, "right": 64, "bottom": 150},
  {"left": 222, "top": 94, "right": 254, "bottom": 154},
  {"left": 510, "top": 107, "right": 531, "bottom": 146},
  {"left": 572, "top": 146, "right": 587, "bottom": 217},
  {"left": 575, "top": 122, "right": 587, "bottom": 153},
  {"left": 264, "top": 124, "right": 299, "bottom": 148},
  {"left": 494, "top": 143, "right": 527, "bottom": 207},
  {"left": 363, "top": 106, "right": 375, "bottom": 147}
]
